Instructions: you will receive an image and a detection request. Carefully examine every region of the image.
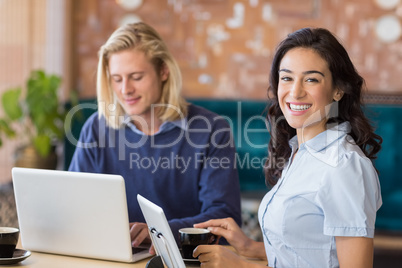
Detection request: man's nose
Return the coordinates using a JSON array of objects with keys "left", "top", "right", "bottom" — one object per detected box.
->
[{"left": 121, "top": 79, "right": 133, "bottom": 95}]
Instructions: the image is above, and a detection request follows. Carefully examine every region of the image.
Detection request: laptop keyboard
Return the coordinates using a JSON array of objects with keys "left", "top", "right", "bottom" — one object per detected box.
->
[{"left": 132, "top": 247, "right": 148, "bottom": 254}]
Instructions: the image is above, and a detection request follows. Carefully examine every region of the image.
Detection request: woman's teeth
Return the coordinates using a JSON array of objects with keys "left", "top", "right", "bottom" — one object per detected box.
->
[{"left": 289, "top": 104, "right": 312, "bottom": 111}]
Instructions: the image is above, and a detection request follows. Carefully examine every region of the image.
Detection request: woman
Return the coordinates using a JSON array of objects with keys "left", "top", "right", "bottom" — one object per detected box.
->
[
  {"left": 194, "top": 27, "right": 382, "bottom": 268},
  {"left": 68, "top": 22, "right": 241, "bottom": 249}
]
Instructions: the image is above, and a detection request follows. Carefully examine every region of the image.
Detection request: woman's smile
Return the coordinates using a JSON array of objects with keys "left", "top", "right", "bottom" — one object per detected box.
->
[{"left": 287, "top": 102, "right": 312, "bottom": 113}]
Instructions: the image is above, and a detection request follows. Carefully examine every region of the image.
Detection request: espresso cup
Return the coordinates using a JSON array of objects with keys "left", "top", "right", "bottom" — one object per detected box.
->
[
  {"left": 0, "top": 227, "right": 19, "bottom": 258},
  {"left": 178, "top": 227, "right": 216, "bottom": 260}
]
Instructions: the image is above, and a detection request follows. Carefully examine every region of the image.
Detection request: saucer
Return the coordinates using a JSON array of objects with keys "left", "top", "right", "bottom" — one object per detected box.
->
[
  {"left": 0, "top": 249, "right": 31, "bottom": 265},
  {"left": 183, "top": 258, "right": 200, "bottom": 262},
  {"left": 183, "top": 258, "right": 200, "bottom": 267}
]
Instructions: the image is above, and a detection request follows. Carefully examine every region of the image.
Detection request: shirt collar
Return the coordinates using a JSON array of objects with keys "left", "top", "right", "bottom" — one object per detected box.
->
[
  {"left": 289, "top": 122, "right": 350, "bottom": 151},
  {"left": 124, "top": 115, "right": 188, "bottom": 136},
  {"left": 290, "top": 122, "right": 351, "bottom": 167},
  {"left": 304, "top": 121, "right": 351, "bottom": 152}
]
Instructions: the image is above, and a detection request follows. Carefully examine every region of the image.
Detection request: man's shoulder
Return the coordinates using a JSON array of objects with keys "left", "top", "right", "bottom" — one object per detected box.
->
[
  {"left": 187, "top": 104, "right": 227, "bottom": 124},
  {"left": 80, "top": 111, "right": 111, "bottom": 135},
  {"left": 81, "top": 111, "right": 100, "bottom": 128}
]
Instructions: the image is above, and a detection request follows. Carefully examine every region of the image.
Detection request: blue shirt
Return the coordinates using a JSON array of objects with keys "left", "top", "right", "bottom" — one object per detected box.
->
[
  {"left": 69, "top": 104, "right": 242, "bottom": 241},
  {"left": 258, "top": 122, "right": 382, "bottom": 268}
]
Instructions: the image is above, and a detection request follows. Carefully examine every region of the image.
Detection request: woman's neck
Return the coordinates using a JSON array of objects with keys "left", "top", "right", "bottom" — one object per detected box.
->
[{"left": 296, "top": 121, "right": 327, "bottom": 146}]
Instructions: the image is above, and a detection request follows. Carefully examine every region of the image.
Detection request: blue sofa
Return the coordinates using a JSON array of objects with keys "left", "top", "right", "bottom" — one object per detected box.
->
[
  {"left": 64, "top": 99, "right": 402, "bottom": 232},
  {"left": 366, "top": 104, "right": 402, "bottom": 232}
]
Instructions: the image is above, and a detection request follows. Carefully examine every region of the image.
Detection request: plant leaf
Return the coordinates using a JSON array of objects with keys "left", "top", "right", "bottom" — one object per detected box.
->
[
  {"left": 25, "top": 69, "right": 64, "bottom": 142},
  {"left": 33, "top": 134, "right": 51, "bottom": 157},
  {"left": 1, "top": 88, "right": 23, "bottom": 120},
  {"left": 0, "top": 119, "right": 16, "bottom": 137}
]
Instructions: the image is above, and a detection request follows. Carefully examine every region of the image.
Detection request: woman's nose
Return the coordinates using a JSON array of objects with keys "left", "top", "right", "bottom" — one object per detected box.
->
[{"left": 289, "top": 81, "right": 305, "bottom": 99}]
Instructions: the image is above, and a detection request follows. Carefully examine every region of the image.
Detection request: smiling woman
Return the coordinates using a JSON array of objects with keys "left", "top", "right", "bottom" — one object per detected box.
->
[
  {"left": 266, "top": 28, "right": 382, "bottom": 185},
  {"left": 191, "top": 28, "right": 383, "bottom": 268},
  {"left": 277, "top": 47, "right": 344, "bottom": 143},
  {"left": 262, "top": 27, "right": 383, "bottom": 268}
]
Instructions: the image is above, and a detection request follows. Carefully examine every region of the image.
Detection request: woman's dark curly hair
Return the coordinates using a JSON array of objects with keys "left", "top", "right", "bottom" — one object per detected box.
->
[{"left": 264, "top": 27, "right": 382, "bottom": 186}]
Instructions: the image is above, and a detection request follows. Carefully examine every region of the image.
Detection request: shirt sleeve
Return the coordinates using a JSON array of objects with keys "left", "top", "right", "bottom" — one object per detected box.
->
[
  {"left": 316, "top": 151, "right": 382, "bottom": 238},
  {"left": 68, "top": 113, "right": 101, "bottom": 172},
  {"left": 168, "top": 116, "right": 242, "bottom": 240}
]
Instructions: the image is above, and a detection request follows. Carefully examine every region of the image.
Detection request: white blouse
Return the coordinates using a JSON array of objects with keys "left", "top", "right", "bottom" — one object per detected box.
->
[{"left": 258, "top": 122, "right": 382, "bottom": 268}]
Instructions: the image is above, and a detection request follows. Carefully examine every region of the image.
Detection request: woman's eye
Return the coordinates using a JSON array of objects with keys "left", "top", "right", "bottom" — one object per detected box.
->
[
  {"left": 306, "top": 78, "right": 319, "bottom": 83},
  {"left": 280, "top": 76, "right": 292, "bottom": 82}
]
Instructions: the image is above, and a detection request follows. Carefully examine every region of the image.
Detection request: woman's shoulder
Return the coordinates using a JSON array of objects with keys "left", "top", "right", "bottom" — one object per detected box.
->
[
  {"left": 337, "top": 134, "right": 370, "bottom": 163},
  {"left": 323, "top": 134, "right": 377, "bottom": 180},
  {"left": 305, "top": 128, "right": 374, "bottom": 174}
]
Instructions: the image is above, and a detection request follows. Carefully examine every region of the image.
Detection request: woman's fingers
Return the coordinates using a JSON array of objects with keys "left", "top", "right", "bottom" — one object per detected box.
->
[
  {"left": 194, "top": 245, "right": 247, "bottom": 268},
  {"left": 194, "top": 218, "right": 233, "bottom": 229},
  {"left": 195, "top": 218, "right": 242, "bottom": 243},
  {"left": 193, "top": 245, "right": 212, "bottom": 259}
]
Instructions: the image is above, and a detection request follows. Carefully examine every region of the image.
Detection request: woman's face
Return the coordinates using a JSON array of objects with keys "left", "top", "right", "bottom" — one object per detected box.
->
[
  {"left": 108, "top": 49, "right": 168, "bottom": 122},
  {"left": 277, "top": 47, "right": 341, "bottom": 142}
]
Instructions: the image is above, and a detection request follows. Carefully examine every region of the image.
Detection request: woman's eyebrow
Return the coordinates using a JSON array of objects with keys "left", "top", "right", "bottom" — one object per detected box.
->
[
  {"left": 279, "top": 68, "right": 291, "bottom": 74},
  {"left": 304, "top": 70, "right": 325, "bottom": 77},
  {"left": 279, "top": 68, "right": 325, "bottom": 77}
]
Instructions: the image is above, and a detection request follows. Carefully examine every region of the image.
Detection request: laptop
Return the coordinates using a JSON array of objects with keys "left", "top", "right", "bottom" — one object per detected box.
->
[
  {"left": 137, "top": 194, "right": 187, "bottom": 268},
  {"left": 12, "top": 167, "right": 152, "bottom": 263}
]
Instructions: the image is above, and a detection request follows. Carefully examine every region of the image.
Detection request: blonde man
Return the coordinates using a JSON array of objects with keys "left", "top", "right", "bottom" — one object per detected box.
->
[
  {"left": 96, "top": 22, "right": 187, "bottom": 131},
  {"left": 69, "top": 22, "right": 241, "bottom": 251}
]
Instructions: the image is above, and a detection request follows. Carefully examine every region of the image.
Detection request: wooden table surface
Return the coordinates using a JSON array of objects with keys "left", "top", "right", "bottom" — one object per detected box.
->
[{"left": 0, "top": 240, "right": 268, "bottom": 268}]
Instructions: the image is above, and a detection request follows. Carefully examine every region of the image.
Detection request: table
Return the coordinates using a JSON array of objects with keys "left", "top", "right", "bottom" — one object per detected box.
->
[
  {"left": 2, "top": 250, "right": 150, "bottom": 268},
  {"left": 1, "top": 241, "right": 267, "bottom": 267}
]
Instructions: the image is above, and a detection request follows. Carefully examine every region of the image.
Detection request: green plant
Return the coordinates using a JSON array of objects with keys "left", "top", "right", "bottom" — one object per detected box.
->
[{"left": 0, "top": 70, "right": 65, "bottom": 157}]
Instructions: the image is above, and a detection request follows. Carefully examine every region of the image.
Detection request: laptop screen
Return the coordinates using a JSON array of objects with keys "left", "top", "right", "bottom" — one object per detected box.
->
[
  {"left": 12, "top": 167, "right": 151, "bottom": 263},
  {"left": 137, "top": 194, "right": 186, "bottom": 268}
]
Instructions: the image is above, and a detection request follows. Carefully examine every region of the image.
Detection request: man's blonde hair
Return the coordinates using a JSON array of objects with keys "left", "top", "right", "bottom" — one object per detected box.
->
[{"left": 97, "top": 22, "right": 188, "bottom": 128}]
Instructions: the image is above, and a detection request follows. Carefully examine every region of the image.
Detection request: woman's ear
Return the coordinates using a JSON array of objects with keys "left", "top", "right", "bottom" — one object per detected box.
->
[{"left": 333, "top": 90, "right": 344, "bottom": 101}]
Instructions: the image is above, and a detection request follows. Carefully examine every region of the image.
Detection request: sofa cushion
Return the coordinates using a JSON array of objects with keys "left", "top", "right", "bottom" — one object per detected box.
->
[
  {"left": 365, "top": 104, "right": 402, "bottom": 231},
  {"left": 188, "top": 99, "right": 270, "bottom": 191}
]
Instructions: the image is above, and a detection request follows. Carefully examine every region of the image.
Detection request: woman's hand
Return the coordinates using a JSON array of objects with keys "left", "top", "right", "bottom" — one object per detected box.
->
[
  {"left": 129, "top": 222, "right": 155, "bottom": 254},
  {"left": 193, "top": 245, "right": 249, "bottom": 268},
  {"left": 194, "top": 217, "right": 265, "bottom": 259},
  {"left": 194, "top": 245, "right": 267, "bottom": 268}
]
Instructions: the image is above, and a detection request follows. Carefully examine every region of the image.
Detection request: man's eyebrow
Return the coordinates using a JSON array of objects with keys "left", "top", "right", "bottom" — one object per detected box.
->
[
  {"left": 110, "top": 71, "right": 144, "bottom": 76},
  {"left": 279, "top": 69, "right": 325, "bottom": 77}
]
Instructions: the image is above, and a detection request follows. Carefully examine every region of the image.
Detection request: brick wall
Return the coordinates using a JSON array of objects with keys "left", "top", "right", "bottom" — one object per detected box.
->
[{"left": 71, "top": 0, "right": 402, "bottom": 100}]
